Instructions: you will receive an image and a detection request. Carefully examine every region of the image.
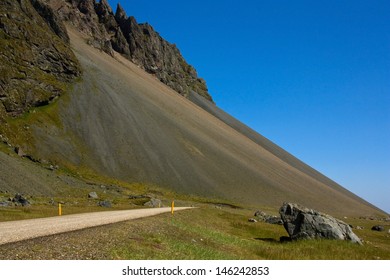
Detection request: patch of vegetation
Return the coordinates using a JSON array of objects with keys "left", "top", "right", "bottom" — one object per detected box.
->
[{"left": 108, "top": 208, "right": 390, "bottom": 260}]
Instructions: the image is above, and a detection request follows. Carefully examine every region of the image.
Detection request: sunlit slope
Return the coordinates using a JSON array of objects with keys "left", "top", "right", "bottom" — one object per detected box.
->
[
  {"left": 31, "top": 29, "right": 383, "bottom": 216},
  {"left": 188, "top": 92, "right": 382, "bottom": 214}
]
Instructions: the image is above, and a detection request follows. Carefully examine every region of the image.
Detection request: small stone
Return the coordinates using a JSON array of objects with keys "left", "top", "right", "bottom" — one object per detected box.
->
[
  {"left": 98, "top": 200, "right": 112, "bottom": 208},
  {"left": 14, "top": 147, "right": 26, "bottom": 157},
  {"left": 371, "top": 225, "right": 384, "bottom": 232},
  {"left": 88, "top": 192, "right": 98, "bottom": 199},
  {"left": 248, "top": 218, "right": 257, "bottom": 223},
  {"left": 0, "top": 201, "right": 11, "bottom": 207},
  {"left": 144, "top": 198, "right": 162, "bottom": 208},
  {"left": 265, "top": 216, "right": 283, "bottom": 225}
]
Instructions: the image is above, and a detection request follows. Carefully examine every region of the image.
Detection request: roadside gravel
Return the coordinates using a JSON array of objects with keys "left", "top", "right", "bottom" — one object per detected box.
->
[{"left": 0, "top": 207, "right": 191, "bottom": 245}]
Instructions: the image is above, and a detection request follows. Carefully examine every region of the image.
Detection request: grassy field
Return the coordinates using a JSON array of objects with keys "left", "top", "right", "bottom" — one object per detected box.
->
[{"left": 0, "top": 203, "right": 389, "bottom": 260}]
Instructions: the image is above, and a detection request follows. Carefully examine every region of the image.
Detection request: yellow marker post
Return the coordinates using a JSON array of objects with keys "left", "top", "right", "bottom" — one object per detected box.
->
[
  {"left": 58, "top": 203, "right": 62, "bottom": 216},
  {"left": 171, "top": 200, "right": 174, "bottom": 215}
]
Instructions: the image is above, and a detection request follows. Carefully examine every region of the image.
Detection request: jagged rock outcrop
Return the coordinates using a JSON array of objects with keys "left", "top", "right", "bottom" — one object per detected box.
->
[
  {"left": 114, "top": 2, "right": 212, "bottom": 101},
  {"left": 43, "top": 0, "right": 114, "bottom": 54},
  {"left": 279, "top": 202, "right": 362, "bottom": 244},
  {"left": 95, "top": 0, "right": 130, "bottom": 56},
  {"left": 0, "top": 0, "right": 80, "bottom": 119},
  {"left": 43, "top": 0, "right": 213, "bottom": 102},
  {"left": 30, "top": 0, "right": 70, "bottom": 43}
]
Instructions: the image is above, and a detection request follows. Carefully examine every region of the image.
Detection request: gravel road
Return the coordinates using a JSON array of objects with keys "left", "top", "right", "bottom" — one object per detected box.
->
[{"left": 0, "top": 207, "right": 192, "bottom": 245}]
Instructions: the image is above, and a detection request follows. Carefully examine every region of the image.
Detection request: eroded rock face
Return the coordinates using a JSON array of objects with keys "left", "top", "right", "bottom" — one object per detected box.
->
[
  {"left": 0, "top": 0, "right": 80, "bottom": 118},
  {"left": 1, "top": 0, "right": 212, "bottom": 118},
  {"left": 279, "top": 202, "right": 362, "bottom": 244},
  {"left": 43, "top": 0, "right": 213, "bottom": 102}
]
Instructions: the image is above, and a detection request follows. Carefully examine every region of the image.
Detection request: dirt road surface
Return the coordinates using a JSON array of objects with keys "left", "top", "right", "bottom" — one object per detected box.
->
[{"left": 0, "top": 207, "right": 192, "bottom": 245}]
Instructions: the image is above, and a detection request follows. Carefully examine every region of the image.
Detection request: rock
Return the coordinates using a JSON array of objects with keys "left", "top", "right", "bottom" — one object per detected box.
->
[
  {"left": 98, "top": 200, "right": 112, "bottom": 208},
  {"left": 0, "top": 0, "right": 80, "bottom": 118},
  {"left": 279, "top": 202, "right": 362, "bottom": 244},
  {"left": 144, "top": 198, "right": 162, "bottom": 208},
  {"left": 48, "top": 198, "right": 55, "bottom": 205},
  {"left": 14, "top": 147, "right": 26, "bottom": 157},
  {"left": 265, "top": 216, "right": 283, "bottom": 225},
  {"left": 12, "top": 193, "right": 30, "bottom": 206},
  {"left": 95, "top": 0, "right": 130, "bottom": 56},
  {"left": 52, "top": 0, "right": 212, "bottom": 101},
  {"left": 30, "top": 0, "right": 70, "bottom": 43},
  {"left": 248, "top": 218, "right": 257, "bottom": 223},
  {"left": 254, "top": 210, "right": 283, "bottom": 225},
  {"left": 129, "top": 194, "right": 151, "bottom": 199},
  {"left": 88, "top": 192, "right": 98, "bottom": 199},
  {"left": 254, "top": 210, "right": 268, "bottom": 221},
  {"left": 371, "top": 225, "right": 384, "bottom": 232},
  {"left": 119, "top": 16, "right": 212, "bottom": 101},
  {"left": 0, "top": 201, "right": 11, "bottom": 207},
  {"left": 356, "top": 226, "right": 364, "bottom": 230}
]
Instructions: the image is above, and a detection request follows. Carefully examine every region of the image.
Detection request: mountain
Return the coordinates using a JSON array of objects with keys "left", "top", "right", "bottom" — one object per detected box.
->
[{"left": 0, "top": 0, "right": 385, "bottom": 216}]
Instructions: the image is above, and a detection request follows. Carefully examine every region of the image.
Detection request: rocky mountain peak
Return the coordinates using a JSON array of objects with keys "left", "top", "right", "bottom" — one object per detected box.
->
[
  {"left": 77, "top": 0, "right": 95, "bottom": 15},
  {"left": 1, "top": 0, "right": 213, "bottom": 120},
  {"left": 115, "top": 3, "right": 127, "bottom": 24},
  {"left": 49, "top": 0, "right": 213, "bottom": 102}
]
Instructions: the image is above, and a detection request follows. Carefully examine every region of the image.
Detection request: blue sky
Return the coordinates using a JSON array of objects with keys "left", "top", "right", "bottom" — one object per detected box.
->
[{"left": 107, "top": 0, "right": 390, "bottom": 214}]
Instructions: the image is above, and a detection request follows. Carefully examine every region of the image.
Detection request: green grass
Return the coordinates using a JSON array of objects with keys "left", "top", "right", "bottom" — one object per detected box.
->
[
  {"left": 0, "top": 196, "right": 389, "bottom": 259},
  {"left": 108, "top": 207, "right": 390, "bottom": 260}
]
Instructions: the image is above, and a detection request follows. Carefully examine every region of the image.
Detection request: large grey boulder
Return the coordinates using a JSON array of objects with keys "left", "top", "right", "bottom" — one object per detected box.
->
[{"left": 279, "top": 202, "right": 362, "bottom": 244}]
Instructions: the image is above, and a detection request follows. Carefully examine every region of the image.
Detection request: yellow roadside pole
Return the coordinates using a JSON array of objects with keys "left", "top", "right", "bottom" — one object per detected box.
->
[
  {"left": 171, "top": 200, "right": 174, "bottom": 215},
  {"left": 58, "top": 203, "right": 62, "bottom": 216}
]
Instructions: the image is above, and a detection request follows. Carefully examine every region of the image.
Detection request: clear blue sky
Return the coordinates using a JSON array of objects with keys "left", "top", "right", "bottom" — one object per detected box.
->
[{"left": 107, "top": 0, "right": 390, "bottom": 214}]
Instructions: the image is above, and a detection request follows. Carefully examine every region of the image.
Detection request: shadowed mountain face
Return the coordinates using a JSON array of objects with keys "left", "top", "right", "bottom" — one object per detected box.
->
[{"left": 0, "top": 1, "right": 384, "bottom": 216}]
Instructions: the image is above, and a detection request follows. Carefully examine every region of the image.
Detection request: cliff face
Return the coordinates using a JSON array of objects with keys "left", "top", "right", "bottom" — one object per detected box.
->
[
  {"left": 0, "top": 0, "right": 81, "bottom": 119},
  {"left": 0, "top": 0, "right": 212, "bottom": 120},
  {"left": 115, "top": 6, "right": 210, "bottom": 101},
  {"left": 43, "top": 0, "right": 213, "bottom": 102}
]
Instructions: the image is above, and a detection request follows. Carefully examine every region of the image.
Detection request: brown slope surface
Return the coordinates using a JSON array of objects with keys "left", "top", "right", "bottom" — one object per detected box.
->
[
  {"left": 188, "top": 92, "right": 381, "bottom": 213},
  {"left": 29, "top": 28, "right": 382, "bottom": 217}
]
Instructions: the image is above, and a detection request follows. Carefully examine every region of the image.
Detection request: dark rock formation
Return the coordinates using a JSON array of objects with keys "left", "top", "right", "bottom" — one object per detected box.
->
[
  {"left": 120, "top": 16, "right": 211, "bottom": 101},
  {"left": 12, "top": 193, "right": 30, "bottom": 206},
  {"left": 279, "top": 202, "right": 362, "bottom": 244},
  {"left": 30, "top": 0, "right": 70, "bottom": 43},
  {"left": 95, "top": 0, "right": 130, "bottom": 56},
  {"left": 98, "top": 200, "right": 112, "bottom": 208},
  {"left": 0, "top": 0, "right": 80, "bottom": 119},
  {"left": 129, "top": 194, "right": 151, "bottom": 199},
  {"left": 371, "top": 225, "right": 384, "bottom": 232}
]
